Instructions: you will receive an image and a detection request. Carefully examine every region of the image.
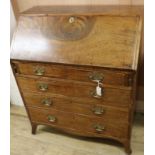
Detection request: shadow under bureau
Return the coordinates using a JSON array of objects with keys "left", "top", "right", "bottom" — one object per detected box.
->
[{"left": 11, "top": 5, "right": 142, "bottom": 155}]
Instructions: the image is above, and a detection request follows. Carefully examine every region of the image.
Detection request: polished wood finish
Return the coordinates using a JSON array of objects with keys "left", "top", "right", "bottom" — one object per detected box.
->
[
  {"left": 31, "top": 123, "right": 37, "bottom": 135},
  {"left": 23, "top": 92, "right": 130, "bottom": 122},
  {"left": 11, "top": 11, "right": 142, "bottom": 70},
  {"left": 22, "top": 5, "right": 143, "bottom": 16},
  {"left": 11, "top": 105, "right": 144, "bottom": 155},
  {"left": 15, "top": 0, "right": 144, "bottom": 13},
  {"left": 11, "top": 1, "right": 144, "bottom": 110},
  {"left": 23, "top": 91, "right": 131, "bottom": 108},
  {"left": 12, "top": 61, "right": 133, "bottom": 86},
  {"left": 10, "top": 6, "right": 142, "bottom": 155},
  {"left": 16, "top": 76, "right": 132, "bottom": 105},
  {"left": 28, "top": 107, "right": 129, "bottom": 140},
  {"left": 29, "top": 108, "right": 75, "bottom": 130}
]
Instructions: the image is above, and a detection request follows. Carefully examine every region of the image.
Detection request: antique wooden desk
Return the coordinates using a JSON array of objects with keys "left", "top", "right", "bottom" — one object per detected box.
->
[{"left": 11, "top": 6, "right": 142, "bottom": 154}]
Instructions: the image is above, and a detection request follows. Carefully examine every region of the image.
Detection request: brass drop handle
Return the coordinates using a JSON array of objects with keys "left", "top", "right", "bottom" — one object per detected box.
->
[
  {"left": 34, "top": 67, "right": 45, "bottom": 76},
  {"left": 42, "top": 98, "right": 52, "bottom": 106},
  {"left": 48, "top": 115, "right": 56, "bottom": 123},
  {"left": 38, "top": 83, "right": 48, "bottom": 91},
  {"left": 69, "top": 16, "right": 75, "bottom": 23},
  {"left": 91, "top": 90, "right": 103, "bottom": 99},
  {"left": 94, "top": 124, "right": 105, "bottom": 132},
  {"left": 89, "top": 72, "right": 104, "bottom": 82},
  {"left": 92, "top": 106, "right": 105, "bottom": 115},
  {"left": 90, "top": 81, "right": 104, "bottom": 98}
]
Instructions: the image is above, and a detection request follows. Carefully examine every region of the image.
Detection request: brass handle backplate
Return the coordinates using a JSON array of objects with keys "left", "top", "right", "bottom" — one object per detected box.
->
[
  {"left": 38, "top": 83, "right": 48, "bottom": 91},
  {"left": 89, "top": 72, "right": 104, "bottom": 82},
  {"left": 34, "top": 66, "right": 45, "bottom": 76},
  {"left": 42, "top": 98, "right": 52, "bottom": 106},
  {"left": 48, "top": 115, "right": 56, "bottom": 123},
  {"left": 94, "top": 124, "right": 105, "bottom": 133},
  {"left": 92, "top": 106, "right": 105, "bottom": 115}
]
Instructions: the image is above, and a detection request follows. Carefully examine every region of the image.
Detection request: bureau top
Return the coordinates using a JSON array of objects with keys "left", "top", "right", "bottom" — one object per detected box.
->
[
  {"left": 11, "top": 6, "right": 143, "bottom": 70},
  {"left": 22, "top": 5, "right": 143, "bottom": 16}
]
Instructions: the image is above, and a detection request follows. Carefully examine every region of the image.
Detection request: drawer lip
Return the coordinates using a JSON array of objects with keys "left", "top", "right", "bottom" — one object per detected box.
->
[{"left": 11, "top": 61, "right": 134, "bottom": 87}]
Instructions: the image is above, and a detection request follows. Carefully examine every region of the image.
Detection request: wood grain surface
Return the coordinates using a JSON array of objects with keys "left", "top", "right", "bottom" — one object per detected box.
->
[
  {"left": 10, "top": 5, "right": 143, "bottom": 154},
  {"left": 12, "top": 61, "right": 133, "bottom": 86},
  {"left": 28, "top": 107, "right": 129, "bottom": 140},
  {"left": 16, "top": 76, "right": 132, "bottom": 105},
  {"left": 23, "top": 92, "right": 130, "bottom": 122},
  {"left": 11, "top": 11, "right": 142, "bottom": 70}
]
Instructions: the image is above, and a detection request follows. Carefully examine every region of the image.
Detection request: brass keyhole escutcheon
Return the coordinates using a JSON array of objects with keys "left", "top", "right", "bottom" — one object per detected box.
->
[{"left": 69, "top": 16, "right": 75, "bottom": 24}]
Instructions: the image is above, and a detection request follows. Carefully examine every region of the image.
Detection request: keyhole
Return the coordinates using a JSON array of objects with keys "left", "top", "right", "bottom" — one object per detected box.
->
[{"left": 69, "top": 17, "right": 75, "bottom": 23}]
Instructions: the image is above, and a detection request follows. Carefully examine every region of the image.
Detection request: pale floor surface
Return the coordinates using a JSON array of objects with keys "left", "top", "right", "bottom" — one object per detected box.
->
[{"left": 11, "top": 105, "right": 144, "bottom": 155}]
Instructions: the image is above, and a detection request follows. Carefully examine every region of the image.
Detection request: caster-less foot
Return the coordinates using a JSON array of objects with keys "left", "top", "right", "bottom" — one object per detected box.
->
[
  {"left": 125, "top": 149, "right": 132, "bottom": 155},
  {"left": 124, "top": 141, "right": 132, "bottom": 155},
  {"left": 32, "top": 123, "right": 37, "bottom": 135}
]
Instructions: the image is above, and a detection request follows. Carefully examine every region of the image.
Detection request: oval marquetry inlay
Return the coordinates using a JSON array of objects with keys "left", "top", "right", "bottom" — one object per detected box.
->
[{"left": 43, "top": 16, "right": 96, "bottom": 41}]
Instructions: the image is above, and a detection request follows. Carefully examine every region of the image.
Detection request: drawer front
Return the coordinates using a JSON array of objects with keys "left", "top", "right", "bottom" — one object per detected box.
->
[
  {"left": 23, "top": 93, "right": 130, "bottom": 123},
  {"left": 74, "top": 115, "right": 129, "bottom": 139},
  {"left": 12, "top": 62, "right": 132, "bottom": 86},
  {"left": 17, "top": 76, "right": 132, "bottom": 105},
  {"left": 28, "top": 107, "right": 128, "bottom": 139},
  {"left": 29, "top": 107, "right": 75, "bottom": 129}
]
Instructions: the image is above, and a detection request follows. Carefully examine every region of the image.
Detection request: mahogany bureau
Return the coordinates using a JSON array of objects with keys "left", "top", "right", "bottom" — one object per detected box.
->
[{"left": 11, "top": 6, "right": 142, "bottom": 155}]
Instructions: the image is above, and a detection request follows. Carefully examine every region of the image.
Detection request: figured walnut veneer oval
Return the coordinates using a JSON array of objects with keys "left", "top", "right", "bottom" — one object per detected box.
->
[{"left": 43, "top": 16, "right": 96, "bottom": 41}]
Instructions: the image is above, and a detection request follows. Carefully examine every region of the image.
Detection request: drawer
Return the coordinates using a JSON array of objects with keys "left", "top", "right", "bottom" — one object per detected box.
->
[
  {"left": 74, "top": 115, "right": 129, "bottom": 139},
  {"left": 12, "top": 61, "right": 133, "bottom": 86},
  {"left": 23, "top": 92, "right": 130, "bottom": 123},
  {"left": 17, "top": 76, "right": 132, "bottom": 105},
  {"left": 29, "top": 107, "right": 75, "bottom": 129},
  {"left": 28, "top": 107, "right": 129, "bottom": 139}
]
